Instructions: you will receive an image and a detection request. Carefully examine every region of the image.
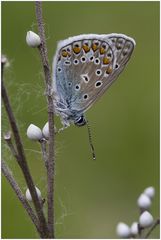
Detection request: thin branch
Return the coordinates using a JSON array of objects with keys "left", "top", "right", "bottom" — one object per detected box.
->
[
  {"left": 40, "top": 139, "right": 48, "bottom": 169},
  {"left": 1, "top": 60, "right": 49, "bottom": 238},
  {"left": 138, "top": 223, "right": 143, "bottom": 238},
  {"left": 35, "top": 2, "right": 55, "bottom": 238},
  {"left": 144, "top": 219, "right": 160, "bottom": 239},
  {"left": 1, "top": 159, "right": 41, "bottom": 236},
  {"left": 4, "top": 131, "right": 19, "bottom": 160}
]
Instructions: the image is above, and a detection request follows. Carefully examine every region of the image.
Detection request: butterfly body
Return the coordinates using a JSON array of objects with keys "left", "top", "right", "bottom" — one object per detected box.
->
[{"left": 52, "top": 34, "right": 135, "bottom": 128}]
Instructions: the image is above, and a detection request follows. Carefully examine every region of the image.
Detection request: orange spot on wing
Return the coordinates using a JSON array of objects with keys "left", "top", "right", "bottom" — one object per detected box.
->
[
  {"left": 100, "top": 47, "right": 106, "bottom": 54},
  {"left": 103, "top": 57, "right": 110, "bottom": 64},
  {"left": 106, "top": 66, "right": 113, "bottom": 74},
  {"left": 92, "top": 43, "right": 99, "bottom": 51},
  {"left": 82, "top": 45, "right": 90, "bottom": 53},
  {"left": 62, "top": 50, "right": 68, "bottom": 57},
  {"left": 73, "top": 47, "right": 81, "bottom": 54}
]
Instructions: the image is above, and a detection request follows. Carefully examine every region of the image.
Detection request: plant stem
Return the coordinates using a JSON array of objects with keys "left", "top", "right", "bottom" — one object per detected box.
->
[
  {"left": 4, "top": 131, "right": 19, "bottom": 160},
  {"left": 1, "top": 60, "right": 49, "bottom": 238},
  {"left": 1, "top": 159, "right": 42, "bottom": 237},
  {"left": 40, "top": 139, "right": 48, "bottom": 168},
  {"left": 138, "top": 223, "right": 143, "bottom": 238},
  {"left": 35, "top": 2, "right": 55, "bottom": 238},
  {"left": 144, "top": 219, "right": 160, "bottom": 239}
]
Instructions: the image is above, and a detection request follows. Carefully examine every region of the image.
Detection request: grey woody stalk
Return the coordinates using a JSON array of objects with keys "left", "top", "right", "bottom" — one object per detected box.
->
[
  {"left": 1, "top": 160, "right": 41, "bottom": 235},
  {"left": 35, "top": 1, "right": 55, "bottom": 238},
  {"left": 1, "top": 60, "right": 48, "bottom": 238}
]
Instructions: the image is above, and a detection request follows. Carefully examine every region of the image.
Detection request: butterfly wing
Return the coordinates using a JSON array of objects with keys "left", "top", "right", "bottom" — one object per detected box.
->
[{"left": 53, "top": 34, "right": 135, "bottom": 118}]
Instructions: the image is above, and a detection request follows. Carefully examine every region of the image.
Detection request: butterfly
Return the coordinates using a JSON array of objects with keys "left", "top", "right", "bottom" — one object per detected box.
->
[{"left": 52, "top": 34, "right": 135, "bottom": 158}]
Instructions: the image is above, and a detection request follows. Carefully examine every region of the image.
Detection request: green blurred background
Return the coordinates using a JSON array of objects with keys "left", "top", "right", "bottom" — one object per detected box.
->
[{"left": 2, "top": 1, "right": 159, "bottom": 239}]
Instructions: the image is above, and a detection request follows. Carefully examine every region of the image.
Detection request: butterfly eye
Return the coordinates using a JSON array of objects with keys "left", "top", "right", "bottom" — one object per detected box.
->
[{"left": 74, "top": 116, "right": 87, "bottom": 127}]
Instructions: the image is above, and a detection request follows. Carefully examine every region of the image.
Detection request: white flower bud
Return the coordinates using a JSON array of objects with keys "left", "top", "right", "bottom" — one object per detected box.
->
[
  {"left": 144, "top": 186, "right": 155, "bottom": 199},
  {"left": 1, "top": 55, "right": 10, "bottom": 67},
  {"left": 130, "top": 222, "right": 138, "bottom": 236},
  {"left": 42, "top": 122, "right": 49, "bottom": 139},
  {"left": 137, "top": 193, "right": 151, "bottom": 209},
  {"left": 27, "top": 124, "right": 43, "bottom": 141},
  {"left": 3, "top": 131, "right": 11, "bottom": 140},
  {"left": 139, "top": 211, "right": 153, "bottom": 228},
  {"left": 26, "top": 31, "right": 41, "bottom": 48},
  {"left": 116, "top": 222, "right": 131, "bottom": 238},
  {"left": 25, "top": 186, "right": 42, "bottom": 201}
]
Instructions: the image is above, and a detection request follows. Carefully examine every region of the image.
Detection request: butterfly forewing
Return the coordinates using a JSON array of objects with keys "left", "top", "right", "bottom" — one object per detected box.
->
[{"left": 54, "top": 34, "right": 135, "bottom": 115}]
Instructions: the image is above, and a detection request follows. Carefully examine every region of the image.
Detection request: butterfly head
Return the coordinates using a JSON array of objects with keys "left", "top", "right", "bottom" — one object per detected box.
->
[{"left": 74, "top": 115, "right": 87, "bottom": 127}]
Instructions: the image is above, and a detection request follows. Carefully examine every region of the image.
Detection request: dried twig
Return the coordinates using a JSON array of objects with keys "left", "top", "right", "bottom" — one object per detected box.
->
[
  {"left": 1, "top": 159, "right": 41, "bottom": 235},
  {"left": 138, "top": 223, "right": 143, "bottom": 238},
  {"left": 1, "top": 59, "right": 49, "bottom": 238},
  {"left": 144, "top": 219, "right": 160, "bottom": 239},
  {"left": 35, "top": 2, "right": 55, "bottom": 238},
  {"left": 40, "top": 139, "right": 48, "bottom": 168},
  {"left": 4, "top": 131, "right": 19, "bottom": 160}
]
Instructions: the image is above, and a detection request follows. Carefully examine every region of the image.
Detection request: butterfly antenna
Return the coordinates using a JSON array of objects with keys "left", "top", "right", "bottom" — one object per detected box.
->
[{"left": 86, "top": 120, "right": 96, "bottom": 160}]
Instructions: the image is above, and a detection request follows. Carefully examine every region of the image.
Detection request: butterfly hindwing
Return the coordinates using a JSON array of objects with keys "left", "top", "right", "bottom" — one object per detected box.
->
[{"left": 53, "top": 34, "right": 135, "bottom": 116}]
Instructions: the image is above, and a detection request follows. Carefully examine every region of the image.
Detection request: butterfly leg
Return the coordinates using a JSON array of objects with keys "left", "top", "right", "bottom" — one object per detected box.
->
[{"left": 56, "top": 124, "right": 69, "bottom": 134}]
